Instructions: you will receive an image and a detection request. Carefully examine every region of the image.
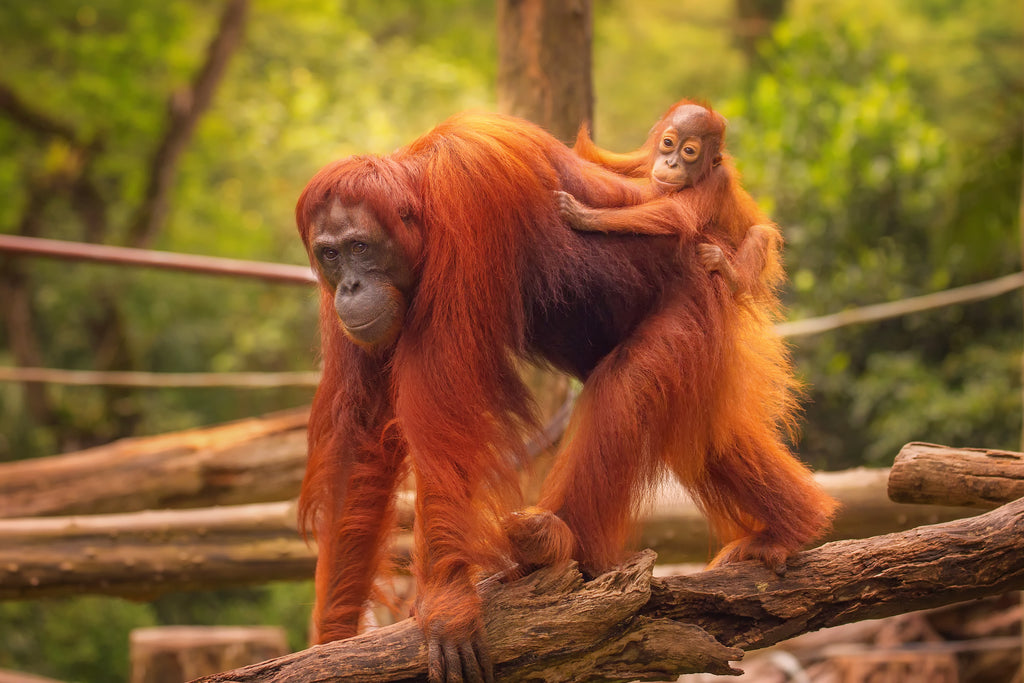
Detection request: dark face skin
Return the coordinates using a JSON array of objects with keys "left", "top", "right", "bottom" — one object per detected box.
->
[
  {"left": 309, "top": 199, "right": 414, "bottom": 347},
  {"left": 650, "top": 104, "right": 722, "bottom": 192}
]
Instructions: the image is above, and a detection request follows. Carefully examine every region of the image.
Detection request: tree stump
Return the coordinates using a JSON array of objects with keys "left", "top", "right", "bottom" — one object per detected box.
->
[
  {"left": 129, "top": 626, "right": 288, "bottom": 683},
  {"left": 0, "top": 671, "right": 66, "bottom": 683}
]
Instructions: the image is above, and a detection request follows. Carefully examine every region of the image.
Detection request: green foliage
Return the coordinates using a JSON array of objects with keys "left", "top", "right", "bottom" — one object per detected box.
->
[
  {"left": 717, "top": 0, "right": 1023, "bottom": 468},
  {"left": 0, "top": 0, "right": 494, "bottom": 463},
  {"left": 0, "top": 583, "right": 313, "bottom": 682},
  {"left": 592, "top": 1, "right": 748, "bottom": 150},
  {"left": 0, "top": 596, "right": 155, "bottom": 682},
  {"left": 851, "top": 331, "right": 1022, "bottom": 465},
  {"left": 724, "top": 3, "right": 955, "bottom": 312}
]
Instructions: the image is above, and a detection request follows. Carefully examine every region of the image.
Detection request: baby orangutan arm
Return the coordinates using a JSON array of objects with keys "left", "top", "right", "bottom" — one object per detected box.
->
[{"left": 555, "top": 190, "right": 699, "bottom": 238}]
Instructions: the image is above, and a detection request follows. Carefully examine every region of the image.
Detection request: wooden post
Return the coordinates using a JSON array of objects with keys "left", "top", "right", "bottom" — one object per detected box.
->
[{"left": 129, "top": 626, "right": 287, "bottom": 683}]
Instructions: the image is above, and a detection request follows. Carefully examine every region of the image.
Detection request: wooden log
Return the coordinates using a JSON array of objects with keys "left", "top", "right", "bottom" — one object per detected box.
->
[
  {"left": 0, "top": 467, "right": 981, "bottom": 600},
  {"left": 888, "top": 442, "right": 1024, "bottom": 508},
  {"left": 0, "top": 503, "right": 314, "bottom": 600},
  {"left": 192, "top": 496, "right": 1024, "bottom": 683},
  {"left": 0, "top": 409, "right": 309, "bottom": 518},
  {"left": 130, "top": 627, "right": 288, "bottom": 683}
]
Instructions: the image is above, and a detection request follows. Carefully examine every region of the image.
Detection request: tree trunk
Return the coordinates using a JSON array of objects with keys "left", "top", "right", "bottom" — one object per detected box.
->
[{"left": 496, "top": 0, "right": 593, "bottom": 142}]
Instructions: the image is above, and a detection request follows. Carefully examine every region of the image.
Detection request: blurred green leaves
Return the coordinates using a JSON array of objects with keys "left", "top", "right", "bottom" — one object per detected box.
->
[{"left": 715, "top": 0, "right": 1023, "bottom": 468}]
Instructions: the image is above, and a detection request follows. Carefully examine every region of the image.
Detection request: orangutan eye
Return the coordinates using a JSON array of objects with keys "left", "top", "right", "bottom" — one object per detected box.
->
[
  {"left": 351, "top": 242, "right": 368, "bottom": 255},
  {"left": 321, "top": 247, "right": 339, "bottom": 261},
  {"left": 680, "top": 139, "right": 702, "bottom": 162}
]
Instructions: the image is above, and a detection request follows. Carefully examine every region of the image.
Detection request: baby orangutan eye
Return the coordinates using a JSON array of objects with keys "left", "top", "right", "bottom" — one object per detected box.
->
[{"left": 680, "top": 140, "right": 701, "bottom": 162}]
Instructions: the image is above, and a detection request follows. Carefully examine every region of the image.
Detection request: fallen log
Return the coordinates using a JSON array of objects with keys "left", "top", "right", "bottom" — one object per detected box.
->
[
  {"left": 193, "top": 496, "right": 1024, "bottom": 682},
  {"left": 888, "top": 442, "right": 1024, "bottom": 508},
  {"left": 0, "top": 409, "right": 309, "bottom": 518}
]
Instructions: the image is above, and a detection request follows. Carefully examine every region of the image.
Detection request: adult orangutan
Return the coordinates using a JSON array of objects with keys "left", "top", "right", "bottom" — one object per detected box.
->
[
  {"left": 296, "top": 111, "right": 835, "bottom": 682},
  {"left": 567, "top": 100, "right": 780, "bottom": 304}
]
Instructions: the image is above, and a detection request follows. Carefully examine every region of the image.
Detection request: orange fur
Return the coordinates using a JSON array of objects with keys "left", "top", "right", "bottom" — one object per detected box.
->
[{"left": 295, "top": 111, "right": 836, "bottom": 666}]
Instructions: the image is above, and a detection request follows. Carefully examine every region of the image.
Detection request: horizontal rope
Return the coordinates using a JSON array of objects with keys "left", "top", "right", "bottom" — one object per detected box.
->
[
  {"left": 775, "top": 271, "right": 1024, "bottom": 338},
  {"left": 0, "top": 234, "right": 316, "bottom": 284},
  {"left": 0, "top": 367, "right": 321, "bottom": 388}
]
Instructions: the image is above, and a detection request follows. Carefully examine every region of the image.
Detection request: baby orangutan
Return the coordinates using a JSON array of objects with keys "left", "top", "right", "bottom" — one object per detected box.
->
[{"left": 563, "top": 100, "right": 781, "bottom": 303}]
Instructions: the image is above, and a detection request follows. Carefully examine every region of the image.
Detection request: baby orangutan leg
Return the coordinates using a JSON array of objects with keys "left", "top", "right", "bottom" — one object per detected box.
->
[
  {"left": 697, "top": 243, "right": 744, "bottom": 297},
  {"left": 504, "top": 506, "right": 575, "bottom": 575}
]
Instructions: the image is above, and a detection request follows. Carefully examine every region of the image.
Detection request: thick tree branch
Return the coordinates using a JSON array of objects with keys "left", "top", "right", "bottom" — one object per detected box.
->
[
  {"left": 192, "top": 497, "right": 1024, "bottom": 682},
  {"left": 650, "top": 495, "right": 1024, "bottom": 651},
  {"left": 193, "top": 552, "right": 742, "bottom": 683},
  {"left": 126, "top": 0, "right": 249, "bottom": 247}
]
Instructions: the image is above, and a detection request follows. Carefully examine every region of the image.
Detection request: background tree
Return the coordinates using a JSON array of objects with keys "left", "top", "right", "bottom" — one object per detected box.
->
[{"left": 496, "top": 0, "right": 593, "bottom": 141}]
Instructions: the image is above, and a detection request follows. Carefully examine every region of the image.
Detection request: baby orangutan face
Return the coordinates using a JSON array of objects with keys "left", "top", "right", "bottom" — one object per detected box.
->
[{"left": 650, "top": 103, "right": 724, "bottom": 192}]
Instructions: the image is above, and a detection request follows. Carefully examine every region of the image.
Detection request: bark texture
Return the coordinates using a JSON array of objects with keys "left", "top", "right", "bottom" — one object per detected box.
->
[
  {"left": 0, "top": 409, "right": 308, "bottom": 518},
  {"left": 0, "top": 502, "right": 312, "bottom": 600},
  {"left": 496, "top": 0, "right": 593, "bottom": 142}
]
